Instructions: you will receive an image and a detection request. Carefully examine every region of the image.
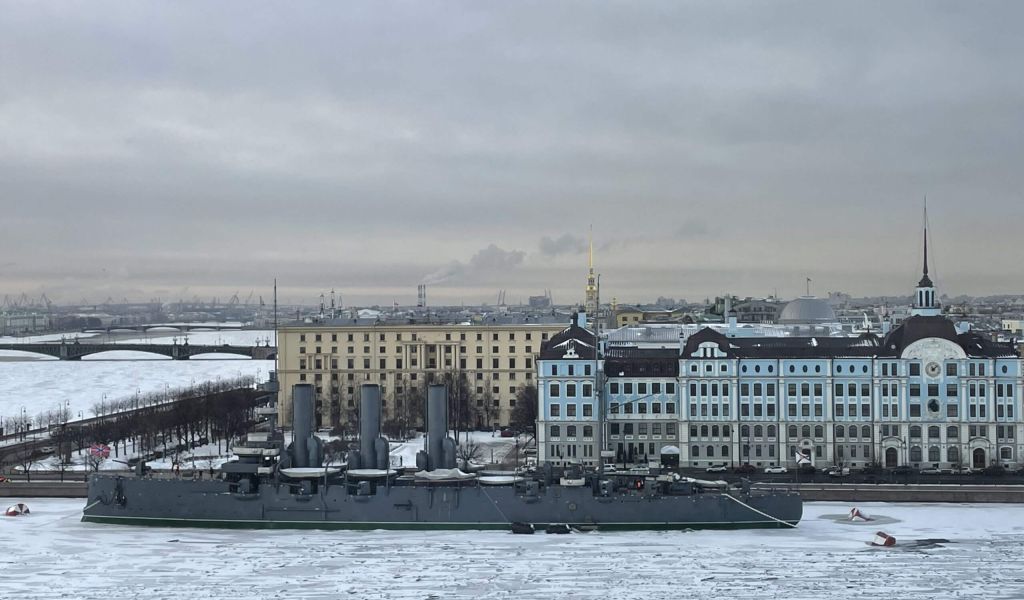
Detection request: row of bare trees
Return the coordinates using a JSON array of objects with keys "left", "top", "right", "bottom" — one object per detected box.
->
[{"left": 322, "top": 373, "right": 540, "bottom": 443}]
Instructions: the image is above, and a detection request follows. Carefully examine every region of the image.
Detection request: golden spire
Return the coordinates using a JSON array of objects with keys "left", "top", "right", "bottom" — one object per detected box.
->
[{"left": 588, "top": 224, "right": 594, "bottom": 271}]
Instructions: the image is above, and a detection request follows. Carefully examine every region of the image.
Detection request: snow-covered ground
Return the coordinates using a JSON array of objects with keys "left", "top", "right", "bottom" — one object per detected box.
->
[
  {"left": 0, "top": 501, "right": 1021, "bottom": 599},
  {"left": 0, "top": 359, "right": 273, "bottom": 424}
]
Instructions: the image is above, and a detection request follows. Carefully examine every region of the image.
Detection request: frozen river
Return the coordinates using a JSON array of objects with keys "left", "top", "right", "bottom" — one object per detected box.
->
[
  {"left": 0, "top": 330, "right": 274, "bottom": 425},
  {"left": 1, "top": 500, "right": 1022, "bottom": 599}
]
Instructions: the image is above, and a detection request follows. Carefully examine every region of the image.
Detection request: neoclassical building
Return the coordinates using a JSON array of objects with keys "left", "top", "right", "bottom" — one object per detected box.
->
[{"left": 538, "top": 234, "right": 1021, "bottom": 471}]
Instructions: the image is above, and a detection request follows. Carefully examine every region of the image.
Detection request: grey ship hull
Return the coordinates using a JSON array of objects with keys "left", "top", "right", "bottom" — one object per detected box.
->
[{"left": 82, "top": 475, "right": 802, "bottom": 531}]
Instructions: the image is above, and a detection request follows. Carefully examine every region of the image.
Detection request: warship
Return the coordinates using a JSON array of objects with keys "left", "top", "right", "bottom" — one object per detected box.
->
[{"left": 82, "top": 382, "right": 802, "bottom": 531}]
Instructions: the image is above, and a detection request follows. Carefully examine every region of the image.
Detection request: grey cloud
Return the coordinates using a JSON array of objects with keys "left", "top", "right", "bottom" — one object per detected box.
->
[
  {"left": 672, "top": 220, "right": 711, "bottom": 239},
  {"left": 422, "top": 245, "right": 526, "bottom": 285},
  {"left": 1, "top": 2, "right": 1023, "bottom": 303},
  {"left": 539, "top": 234, "right": 588, "bottom": 257}
]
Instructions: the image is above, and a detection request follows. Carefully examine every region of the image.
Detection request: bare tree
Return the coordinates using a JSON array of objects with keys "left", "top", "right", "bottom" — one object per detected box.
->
[
  {"left": 456, "top": 437, "right": 483, "bottom": 471},
  {"left": 511, "top": 384, "right": 539, "bottom": 438}
]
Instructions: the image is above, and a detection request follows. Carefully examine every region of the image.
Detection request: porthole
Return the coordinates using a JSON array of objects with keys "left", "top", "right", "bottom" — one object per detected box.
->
[
  {"left": 1003, "top": 365, "right": 1009, "bottom": 374},
  {"left": 863, "top": 365, "right": 868, "bottom": 373},
  {"left": 815, "top": 365, "right": 821, "bottom": 373},
  {"left": 802, "top": 365, "right": 808, "bottom": 373},
  {"left": 836, "top": 365, "right": 843, "bottom": 373},
  {"left": 767, "top": 365, "right": 774, "bottom": 373},
  {"left": 742, "top": 365, "right": 748, "bottom": 373},
  {"left": 755, "top": 365, "right": 761, "bottom": 373},
  {"left": 789, "top": 365, "right": 795, "bottom": 373}
]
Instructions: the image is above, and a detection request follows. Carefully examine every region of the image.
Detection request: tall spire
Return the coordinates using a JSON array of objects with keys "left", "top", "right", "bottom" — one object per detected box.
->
[
  {"left": 588, "top": 224, "right": 594, "bottom": 270},
  {"left": 918, "top": 197, "right": 933, "bottom": 287}
]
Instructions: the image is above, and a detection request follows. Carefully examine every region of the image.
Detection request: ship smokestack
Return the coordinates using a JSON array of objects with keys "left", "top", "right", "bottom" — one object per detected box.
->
[
  {"left": 426, "top": 384, "right": 448, "bottom": 469},
  {"left": 359, "top": 384, "right": 383, "bottom": 469},
  {"left": 292, "top": 384, "right": 314, "bottom": 468}
]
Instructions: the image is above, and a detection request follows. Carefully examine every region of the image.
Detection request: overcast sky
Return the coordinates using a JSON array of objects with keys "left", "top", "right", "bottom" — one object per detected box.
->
[{"left": 2, "top": 2, "right": 1022, "bottom": 307}]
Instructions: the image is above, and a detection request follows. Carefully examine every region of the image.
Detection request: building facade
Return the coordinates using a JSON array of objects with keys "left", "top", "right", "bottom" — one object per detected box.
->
[
  {"left": 276, "top": 321, "right": 564, "bottom": 428},
  {"left": 538, "top": 235, "right": 1022, "bottom": 471}
]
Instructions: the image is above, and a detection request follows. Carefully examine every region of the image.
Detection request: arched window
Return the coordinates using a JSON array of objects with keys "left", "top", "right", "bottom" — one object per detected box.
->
[
  {"left": 947, "top": 447, "right": 960, "bottom": 464},
  {"left": 706, "top": 445, "right": 715, "bottom": 457},
  {"left": 928, "top": 446, "right": 940, "bottom": 462},
  {"left": 722, "top": 425, "right": 731, "bottom": 437},
  {"left": 550, "top": 425, "right": 560, "bottom": 438},
  {"left": 835, "top": 425, "right": 845, "bottom": 439},
  {"left": 767, "top": 425, "right": 777, "bottom": 438},
  {"left": 789, "top": 425, "right": 798, "bottom": 438},
  {"left": 691, "top": 445, "right": 700, "bottom": 457},
  {"left": 711, "top": 425, "right": 720, "bottom": 437},
  {"left": 741, "top": 425, "right": 750, "bottom": 437},
  {"left": 910, "top": 426, "right": 921, "bottom": 439},
  {"left": 848, "top": 425, "right": 857, "bottom": 439},
  {"left": 1001, "top": 447, "right": 1014, "bottom": 460},
  {"left": 814, "top": 425, "right": 824, "bottom": 438},
  {"left": 928, "top": 426, "right": 940, "bottom": 439},
  {"left": 862, "top": 426, "right": 871, "bottom": 439},
  {"left": 754, "top": 425, "right": 763, "bottom": 437},
  {"left": 947, "top": 426, "right": 959, "bottom": 439},
  {"left": 700, "top": 425, "right": 709, "bottom": 437},
  {"left": 910, "top": 446, "right": 922, "bottom": 462},
  {"left": 583, "top": 425, "right": 593, "bottom": 438},
  {"left": 802, "top": 425, "right": 811, "bottom": 438},
  {"left": 721, "top": 445, "right": 729, "bottom": 457}
]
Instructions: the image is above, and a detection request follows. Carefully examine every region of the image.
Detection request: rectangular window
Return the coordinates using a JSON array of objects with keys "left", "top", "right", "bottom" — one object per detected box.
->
[
  {"left": 652, "top": 382, "right": 661, "bottom": 394},
  {"left": 947, "top": 363, "right": 957, "bottom": 376},
  {"left": 610, "top": 382, "right": 619, "bottom": 394},
  {"left": 549, "top": 404, "right": 560, "bottom": 417},
  {"left": 910, "top": 384, "right": 921, "bottom": 397},
  {"left": 767, "top": 383, "right": 776, "bottom": 396},
  {"left": 910, "top": 404, "right": 921, "bottom": 417},
  {"left": 834, "top": 383, "right": 843, "bottom": 397},
  {"left": 927, "top": 384, "right": 939, "bottom": 397},
  {"left": 566, "top": 404, "right": 576, "bottom": 417},
  {"left": 549, "top": 384, "right": 560, "bottom": 397},
  {"left": 666, "top": 383, "right": 676, "bottom": 394},
  {"left": 566, "top": 383, "right": 577, "bottom": 397},
  {"left": 741, "top": 383, "right": 750, "bottom": 396},
  {"left": 624, "top": 382, "right": 634, "bottom": 394},
  {"left": 583, "top": 404, "right": 593, "bottom": 417},
  {"left": 910, "top": 363, "right": 921, "bottom": 376},
  {"left": 638, "top": 383, "right": 648, "bottom": 395}
]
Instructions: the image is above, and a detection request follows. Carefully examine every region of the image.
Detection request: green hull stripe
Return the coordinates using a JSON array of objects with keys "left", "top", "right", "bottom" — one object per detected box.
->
[{"left": 81, "top": 514, "right": 798, "bottom": 531}]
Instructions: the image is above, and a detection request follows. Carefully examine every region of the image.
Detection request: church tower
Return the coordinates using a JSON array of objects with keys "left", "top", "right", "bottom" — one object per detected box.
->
[
  {"left": 910, "top": 204, "right": 941, "bottom": 317},
  {"left": 584, "top": 227, "right": 598, "bottom": 318}
]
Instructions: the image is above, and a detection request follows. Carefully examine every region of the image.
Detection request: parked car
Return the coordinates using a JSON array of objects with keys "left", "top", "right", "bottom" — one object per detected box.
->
[
  {"left": 920, "top": 467, "right": 943, "bottom": 475},
  {"left": 983, "top": 465, "right": 1007, "bottom": 477},
  {"left": 891, "top": 465, "right": 917, "bottom": 476},
  {"left": 734, "top": 463, "right": 756, "bottom": 474},
  {"left": 0, "top": 475, "right": 10, "bottom": 483},
  {"left": 825, "top": 466, "right": 850, "bottom": 477},
  {"left": 39, "top": 446, "right": 56, "bottom": 454},
  {"left": 601, "top": 465, "right": 618, "bottom": 474},
  {"left": 764, "top": 466, "right": 788, "bottom": 474},
  {"left": 705, "top": 463, "right": 728, "bottom": 473}
]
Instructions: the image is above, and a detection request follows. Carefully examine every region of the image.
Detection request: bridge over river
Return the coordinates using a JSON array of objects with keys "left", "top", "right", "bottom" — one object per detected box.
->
[{"left": 0, "top": 342, "right": 276, "bottom": 360}]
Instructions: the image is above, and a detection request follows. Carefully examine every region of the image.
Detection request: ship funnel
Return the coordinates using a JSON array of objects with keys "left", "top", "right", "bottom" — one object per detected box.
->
[
  {"left": 292, "top": 384, "right": 314, "bottom": 468},
  {"left": 426, "top": 384, "right": 448, "bottom": 470},
  {"left": 360, "top": 384, "right": 385, "bottom": 469}
]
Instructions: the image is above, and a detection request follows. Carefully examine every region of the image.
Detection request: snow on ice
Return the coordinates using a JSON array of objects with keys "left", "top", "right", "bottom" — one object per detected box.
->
[{"left": 1, "top": 501, "right": 1023, "bottom": 599}]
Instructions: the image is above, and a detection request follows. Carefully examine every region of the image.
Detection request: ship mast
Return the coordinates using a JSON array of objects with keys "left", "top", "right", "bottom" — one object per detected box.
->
[{"left": 595, "top": 274, "right": 604, "bottom": 476}]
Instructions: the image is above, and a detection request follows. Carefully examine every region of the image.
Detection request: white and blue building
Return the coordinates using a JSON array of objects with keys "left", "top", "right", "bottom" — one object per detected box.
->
[{"left": 538, "top": 229, "right": 1021, "bottom": 470}]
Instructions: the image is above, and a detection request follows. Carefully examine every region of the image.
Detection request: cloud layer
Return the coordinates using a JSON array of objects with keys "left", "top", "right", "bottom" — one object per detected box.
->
[{"left": 2, "top": 2, "right": 1023, "bottom": 306}]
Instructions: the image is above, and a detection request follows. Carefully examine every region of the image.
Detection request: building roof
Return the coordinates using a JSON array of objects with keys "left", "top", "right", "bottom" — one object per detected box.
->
[
  {"left": 777, "top": 296, "right": 837, "bottom": 324},
  {"left": 539, "top": 323, "right": 597, "bottom": 360}
]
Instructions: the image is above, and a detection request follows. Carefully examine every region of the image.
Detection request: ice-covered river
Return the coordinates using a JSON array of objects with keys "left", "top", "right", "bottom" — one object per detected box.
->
[
  {"left": 1, "top": 500, "right": 1022, "bottom": 599},
  {"left": 0, "top": 331, "right": 274, "bottom": 425}
]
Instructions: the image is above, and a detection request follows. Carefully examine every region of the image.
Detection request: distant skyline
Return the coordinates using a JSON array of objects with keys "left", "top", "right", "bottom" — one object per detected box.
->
[{"left": 2, "top": 2, "right": 1023, "bottom": 307}]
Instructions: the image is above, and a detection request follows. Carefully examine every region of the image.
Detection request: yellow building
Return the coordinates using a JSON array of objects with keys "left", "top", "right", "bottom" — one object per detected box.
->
[{"left": 276, "top": 322, "right": 565, "bottom": 428}]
